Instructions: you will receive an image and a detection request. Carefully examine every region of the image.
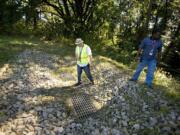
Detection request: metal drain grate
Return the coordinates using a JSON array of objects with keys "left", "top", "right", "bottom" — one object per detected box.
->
[{"left": 72, "top": 93, "right": 97, "bottom": 119}]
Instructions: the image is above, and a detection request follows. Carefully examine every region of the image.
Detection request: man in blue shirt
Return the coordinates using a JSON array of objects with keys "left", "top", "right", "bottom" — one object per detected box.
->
[{"left": 130, "top": 29, "right": 163, "bottom": 88}]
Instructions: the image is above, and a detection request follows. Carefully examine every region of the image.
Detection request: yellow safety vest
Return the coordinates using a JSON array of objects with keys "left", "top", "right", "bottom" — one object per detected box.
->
[{"left": 75, "top": 44, "right": 89, "bottom": 65}]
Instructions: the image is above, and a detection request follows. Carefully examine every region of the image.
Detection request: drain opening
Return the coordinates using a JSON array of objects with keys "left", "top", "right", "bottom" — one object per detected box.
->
[{"left": 72, "top": 93, "right": 97, "bottom": 119}]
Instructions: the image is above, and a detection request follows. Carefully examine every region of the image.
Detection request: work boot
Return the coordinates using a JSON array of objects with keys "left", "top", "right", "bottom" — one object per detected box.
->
[
  {"left": 74, "top": 82, "right": 82, "bottom": 86},
  {"left": 129, "top": 78, "right": 137, "bottom": 82},
  {"left": 144, "top": 83, "right": 153, "bottom": 89},
  {"left": 90, "top": 81, "right": 94, "bottom": 85},
  {"left": 147, "top": 84, "right": 153, "bottom": 89}
]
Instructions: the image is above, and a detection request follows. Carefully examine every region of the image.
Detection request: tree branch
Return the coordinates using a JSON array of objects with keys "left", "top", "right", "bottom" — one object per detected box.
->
[
  {"left": 42, "top": 0, "right": 64, "bottom": 17},
  {"left": 62, "top": 0, "right": 71, "bottom": 17}
]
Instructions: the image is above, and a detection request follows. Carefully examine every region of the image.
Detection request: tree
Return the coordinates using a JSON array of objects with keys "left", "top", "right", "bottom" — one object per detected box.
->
[
  {"left": 0, "top": 0, "right": 22, "bottom": 33},
  {"left": 42, "top": 0, "right": 98, "bottom": 36},
  {"left": 22, "top": 0, "right": 42, "bottom": 29}
]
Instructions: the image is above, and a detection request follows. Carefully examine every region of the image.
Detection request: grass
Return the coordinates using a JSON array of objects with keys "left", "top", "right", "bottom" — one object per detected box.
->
[
  {"left": 0, "top": 112, "right": 5, "bottom": 117},
  {"left": 138, "top": 128, "right": 161, "bottom": 135},
  {"left": 0, "top": 35, "right": 179, "bottom": 102},
  {"left": 0, "top": 35, "right": 74, "bottom": 67},
  {"left": 91, "top": 38, "right": 180, "bottom": 102}
]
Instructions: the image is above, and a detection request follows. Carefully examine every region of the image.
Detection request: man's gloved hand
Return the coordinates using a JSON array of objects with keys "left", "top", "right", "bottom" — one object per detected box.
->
[
  {"left": 89, "top": 62, "right": 94, "bottom": 69},
  {"left": 157, "top": 59, "right": 160, "bottom": 67},
  {"left": 136, "top": 56, "right": 142, "bottom": 62}
]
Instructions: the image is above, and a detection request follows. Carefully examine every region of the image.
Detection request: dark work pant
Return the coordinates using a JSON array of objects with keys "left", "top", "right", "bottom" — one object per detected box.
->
[{"left": 77, "top": 64, "right": 93, "bottom": 83}]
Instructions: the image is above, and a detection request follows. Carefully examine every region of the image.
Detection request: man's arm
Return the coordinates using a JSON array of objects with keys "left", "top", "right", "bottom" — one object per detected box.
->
[
  {"left": 155, "top": 50, "right": 162, "bottom": 67},
  {"left": 88, "top": 55, "right": 93, "bottom": 65},
  {"left": 137, "top": 48, "right": 143, "bottom": 58},
  {"left": 135, "top": 48, "right": 143, "bottom": 62},
  {"left": 156, "top": 48, "right": 162, "bottom": 66},
  {"left": 136, "top": 38, "right": 146, "bottom": 60},
  {"left": 136, "top": 38, "right": 145, "bottom": 61},
  {"left": 156, "top": 41, "right": 163, "bottom": 65},
  {"left": 157, "top": 51, "right": 162, "bottom": 62},
  {"left": 87, "top": 46, "right": 93, "bottom": 65},
  {"left": 75, "top": 47, "right": 78, "bottom": 61}
]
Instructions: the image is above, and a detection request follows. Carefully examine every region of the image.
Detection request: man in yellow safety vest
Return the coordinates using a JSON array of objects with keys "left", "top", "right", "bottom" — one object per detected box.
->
[{"left": 74, "top": 38, "right": 94, "bottom": 86}]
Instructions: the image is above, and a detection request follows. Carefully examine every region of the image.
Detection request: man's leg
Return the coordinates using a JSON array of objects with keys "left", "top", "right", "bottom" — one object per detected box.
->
[
  {"left": 77, "top": 65, "right": 82, "bottom": 83},
  {"left": 83, "top": 64, "right": 94, "bottom": 83},
  {"left": 131, "top": 60, "right": 147, "bottom": 81},
  {"left": 145, "top": 59, "right": 157, "bottom": 87}
]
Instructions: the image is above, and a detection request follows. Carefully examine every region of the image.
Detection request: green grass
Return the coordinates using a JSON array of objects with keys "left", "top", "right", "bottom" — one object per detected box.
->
[
  {"left": 0, "top": 35, "right": 179, "bottom": 102},
  {"left": 0, "top": 36, "right": 28, "bottom": 67},
  {"left": 0, "top": 35, "right": 74, "bottom": 67},
  {"left": 0, "top": 111, "right": 5, "bottom": 117},
  {"left": 138, "top": 128, "right": 161, "bottom": 135}
]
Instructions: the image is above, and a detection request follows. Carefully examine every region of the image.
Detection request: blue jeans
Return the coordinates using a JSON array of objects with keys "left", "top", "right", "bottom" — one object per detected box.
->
[
  {"left": 77, "top": 64, "right": 93, "bottom": 83},
  {"left": 132, "top": 59, "right": 157, "bottom": 86}
]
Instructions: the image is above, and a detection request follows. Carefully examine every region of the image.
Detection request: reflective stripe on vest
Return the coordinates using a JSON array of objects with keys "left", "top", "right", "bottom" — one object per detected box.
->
[{"left": 76, "top": 44, "right": 89, "bottom": 65}]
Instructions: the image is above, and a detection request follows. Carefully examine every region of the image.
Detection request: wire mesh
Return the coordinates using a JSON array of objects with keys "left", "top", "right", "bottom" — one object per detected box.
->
[{"left": 72, "top": 93, "right": 97, "bottom": 119}]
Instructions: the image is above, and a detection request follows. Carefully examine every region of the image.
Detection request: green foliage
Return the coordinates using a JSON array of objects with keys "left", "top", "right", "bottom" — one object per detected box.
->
[
  {"left": 138, "top": 128, "right": 160, "bottom": 135},
  {"left": 0, "top": 112, "right": 5, "bottom": 117},
  {"left": 0, "top": 0, "right": 179, "bottom": 77},
  {"left": 0, "top": 35, "right": 179, "bottom": 102},
  {"left": 0, "top": 0, "right": 22, "bottom": 32},
  {"left": 0, "top": 36, "right": 34, "bottom": 67}
]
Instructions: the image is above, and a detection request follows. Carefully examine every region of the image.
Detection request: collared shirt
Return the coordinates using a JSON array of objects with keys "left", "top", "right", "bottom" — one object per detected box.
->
[{"left": 139, "top": 37, "right": 163, "bottom": 61}]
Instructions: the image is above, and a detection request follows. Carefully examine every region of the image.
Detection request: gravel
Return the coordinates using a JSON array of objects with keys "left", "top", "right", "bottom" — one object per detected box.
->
[{"left": 0, "top": 50, "right": 179, "bottom": 135}]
